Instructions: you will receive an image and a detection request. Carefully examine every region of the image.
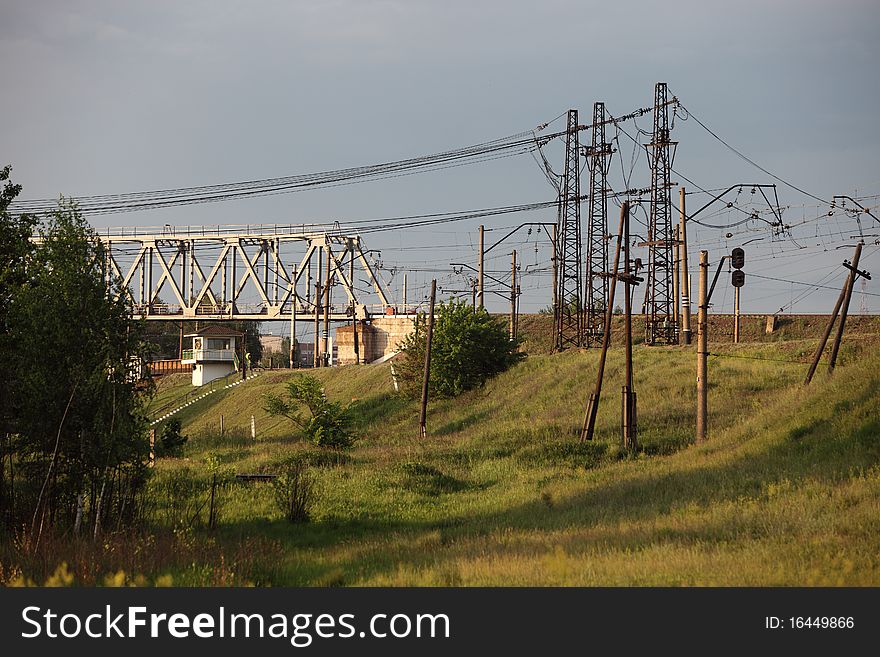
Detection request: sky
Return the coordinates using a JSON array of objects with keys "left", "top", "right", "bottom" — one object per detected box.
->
[{"left": 2, "top": 0, "right": 879, "bottom": 326}]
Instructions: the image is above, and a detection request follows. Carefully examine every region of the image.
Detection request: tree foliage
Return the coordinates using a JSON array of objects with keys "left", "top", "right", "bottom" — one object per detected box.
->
[
  {"left": 159, "top": 419, "right": 188, "bottom": 456},
  {"left": 263, "top": 375, "right": 357, "bottom": 450},
  {"left": 396, "top": 299, "right": 523, "bottom": 398},
  {"left": 1, "top": 172, "right": 150, "bottom": 539}
]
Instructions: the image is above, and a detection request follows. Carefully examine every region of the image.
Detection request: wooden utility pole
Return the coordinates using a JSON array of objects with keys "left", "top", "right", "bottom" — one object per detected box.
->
[
  {"left": 680, "top": 187, "right": 693, "bottom": 345},
  {"left": 828, "top": 243, "right": 863, "bottom": 373},
  {"left": 313, "top": 280, "right": 321, "bottom": 368},
  {"left": 478, "top": 225, "right": 485, "bottom": 309},
  {"left": 580, "top": 202, "right": 628, "bottom": 442},
  {"left": 290, "top": 264, "right": 297, "bottom": 368},
  {"left": 418, "top": 280, "right": 437, "bottom": 439},
  {"left": 510, "top": 250, "right": 517, "bottom": 339},
  {"left": 804, "top": 287, "right": 846, "bottom": 385},
  {"left": 805, "top": 243, "right": 863, "bottom": 384},
  {"left": 696, "top": 250, "right": 709, "bottom": 443},
  {"left": 622, "top": 203, "right": 638, "bottom": 451}
]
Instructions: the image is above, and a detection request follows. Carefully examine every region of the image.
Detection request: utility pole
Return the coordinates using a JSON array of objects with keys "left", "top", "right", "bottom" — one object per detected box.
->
[
  {"left": 403, "top": 273, "right": 408, "bottom": 311},
  {"left": 580, "top": 202, "right": 627, "bottom": 442},
  {"left": 644, "top": 82, "right": 678, "bottom": 345},
  {"left": 290, "top": 264, "right": 297, "bottom": 368},
  {"left": 585, "top": 101, "right": 612, "bottom": 346},
  {"left": 552, "top": 223, "right": 558, "bottom": 327},
  {"left": 313, "top": 280, "right": 321, "bottom": 368},
  {"left": 621, "top": 202, "right": 639, "bottom": 451},
  {"left": 679, "top": 187, "right": 692, "bottom": 344},
  {"left": 733, "top": 285, "right": 741, "bottom": 344},
  {"left": 696, "top": 251, "right": 708, "bottom": 443},
  {"left": 478, "top": 225, "right": 485, "bottom": 310},
  {"left": 510, "top": 250, "right": 517, "bottom": 339},
  {"left": 323, "top": 245, "right": 331, "bottom": 367},
  {"left": 673, "top": 224, "right": 681, "bottom": 344},
  {"left": 352, "top": 300, "right": 360, "bottom": 365},
  {"left": 555, "top": 109, "right": 583, "bottom": 350},
  {"left": 419, "top": 280, "right": 437, "bottom": 439},
  {"left": 805, "top": 243, "right": 867, "bottom": 384},
  {"left": 827, "top": 243, "right": 864, "bottom": 373}
]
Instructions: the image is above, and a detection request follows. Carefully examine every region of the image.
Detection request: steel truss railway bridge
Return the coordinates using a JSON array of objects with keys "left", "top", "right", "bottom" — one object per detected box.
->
[{"left": 98, "top": 223, "right": 396, "bottom": 323}]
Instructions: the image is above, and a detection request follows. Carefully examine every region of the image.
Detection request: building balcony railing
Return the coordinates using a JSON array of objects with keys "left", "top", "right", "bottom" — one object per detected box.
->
[{"left": 181, "top": 349, "right": 236, "bottom": 364}]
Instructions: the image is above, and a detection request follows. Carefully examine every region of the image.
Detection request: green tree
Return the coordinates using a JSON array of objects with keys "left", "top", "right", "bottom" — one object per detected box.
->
[
  {"left": 263, "top": 375, "right": 356, "bottom": 449},
  {"left": 4, "top": 197, "right": 151, "bottom": 540},
  {"left": 396, "top": 299, "right": 523, "bottom": 398},
  {"left": 0, "top": 166, "right": 38, "bottom": 526}
]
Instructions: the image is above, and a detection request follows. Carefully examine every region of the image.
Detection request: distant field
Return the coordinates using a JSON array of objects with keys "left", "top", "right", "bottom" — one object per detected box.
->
[{"left": 5, "top": 319, "right": 879, "bottom": 586}]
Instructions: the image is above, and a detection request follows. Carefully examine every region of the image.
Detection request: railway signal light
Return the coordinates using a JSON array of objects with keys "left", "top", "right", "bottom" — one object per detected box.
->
[
  {"left": 732, "top": 270, "right": 745, "bottom": 288},
  {"left": 731, "top": 247, "right": 745, "bottom": 270}
]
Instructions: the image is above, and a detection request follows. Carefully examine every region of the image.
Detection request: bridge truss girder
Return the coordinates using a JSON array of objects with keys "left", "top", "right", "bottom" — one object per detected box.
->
[{"left": 101, "top": 227, "right": 392, "bottom": 322}]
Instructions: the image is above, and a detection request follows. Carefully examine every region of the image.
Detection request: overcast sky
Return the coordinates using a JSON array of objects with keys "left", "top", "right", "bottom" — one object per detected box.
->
[{"left": 2, "top": 0, "right": 879, "bottom": 318}]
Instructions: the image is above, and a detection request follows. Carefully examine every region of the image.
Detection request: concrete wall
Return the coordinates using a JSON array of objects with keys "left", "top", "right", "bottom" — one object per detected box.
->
[
  {"left": 336, "top": 315, "right": 419, "bottom": 365},
  {"left": 193, "top": 361, "right": 236, "bottom": 386}
]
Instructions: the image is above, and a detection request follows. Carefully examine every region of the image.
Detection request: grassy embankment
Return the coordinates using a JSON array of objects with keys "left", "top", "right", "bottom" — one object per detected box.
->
[
  {"left": 5, "top": 316, "right": 879, "bottom": 586},
  {"left": 128, "top": 321, "right": 880, "bottom": 586}
]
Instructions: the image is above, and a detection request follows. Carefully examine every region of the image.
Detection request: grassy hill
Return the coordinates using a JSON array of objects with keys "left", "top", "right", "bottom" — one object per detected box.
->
[{"left": 122, "top": 323, "right": 880, "bottom": 586}]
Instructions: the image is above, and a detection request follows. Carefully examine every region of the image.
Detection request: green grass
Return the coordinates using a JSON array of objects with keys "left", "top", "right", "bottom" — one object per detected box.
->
[
  {"left": 7, "top": 327, "right": 880, "bottom": 586},
  {"left": 120, "top": 329, "right": 880, "bottom": 587}
]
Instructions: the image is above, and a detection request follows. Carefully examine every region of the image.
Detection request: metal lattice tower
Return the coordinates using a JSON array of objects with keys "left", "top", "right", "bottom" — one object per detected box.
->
[
  {"left": 584, "top": 101, "right": 612, "bottom": 346},
  {"left": 644, "top": 82, "right": 678, "bottom": 345},
  {"left": 555, "top": 109, "right": 583, "bottom": 350}
]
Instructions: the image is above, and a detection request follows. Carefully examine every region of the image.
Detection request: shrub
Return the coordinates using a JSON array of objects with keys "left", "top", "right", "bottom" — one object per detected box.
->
[
  {"left": 273, "top": 459, "right": 317, "bottom": 523},
  {"left": 159, "top": 419, "right": 188, "bottom": 456},
  {"left": 396, "top": 299, "right": 523, "bottom": 398},
  {"left": 263, "top": 375, "right": 357, "bottom": 449}
]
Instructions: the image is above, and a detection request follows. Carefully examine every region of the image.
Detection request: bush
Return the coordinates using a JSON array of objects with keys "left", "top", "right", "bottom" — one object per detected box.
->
[
  {"left": 263, "top": 375, "right": 357, "bottom": 449},
  {"left": 396, "top": 300, "right": 523, "bottom": 398},
  {"left": 273, "top": 459, "right": 317, "bottom": 523},
  {"left": 159, "top": 419, "right": 188, "bottom": 456}
]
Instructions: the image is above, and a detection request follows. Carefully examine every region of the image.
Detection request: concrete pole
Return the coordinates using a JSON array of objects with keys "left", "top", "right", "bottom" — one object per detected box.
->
[
  {"left": 323, "top": 245, "right": 331, "bottom": 367},
  {"left": 188, "top": 240, "right": 194, "bottom": 308},
  {"left": 352, "top": 301, "right": 360, "bottom": 365},
  {"left": 622, "top": 204, "right": 637, "bottom": 451},
  {"left": 403, "top": 273, "right": 408, "bottom": 310},
  {"left": 696, "top": 250, "right": 709, "bottom": 443},
  {"left": 290, "top": 264, "right": 297, "bottom": 368},
  {"left": 827, "top": 242, "right": 863, "bottom": 374},
  {"left": 313, "top": 280, "right": 321, "bottom": 368},
  {"left": 680, "top": 187, "right": 693, "bottom": 345},
  {"left": 734, "top": 285, "right": 741, "bottom": 344},
  {"left": 510, "top": 250, "right": 517, "bottom": 339},
  {"left": 673, "top": 224, "right": 681, "bottom": 344},
  {"left": 552, "top": 223, "right": 558, "bottom": 327},
  {"left": 478, "top": 225, "right": 485, "bottom": 309},
  {"left": 419, "top": 280, "right": 437, "bottom": 439}
]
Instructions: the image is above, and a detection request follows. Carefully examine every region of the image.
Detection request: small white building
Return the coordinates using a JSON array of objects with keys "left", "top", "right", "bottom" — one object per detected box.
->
[{"left": 181, "top": 326, "right": 243, "bottom": 386}]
